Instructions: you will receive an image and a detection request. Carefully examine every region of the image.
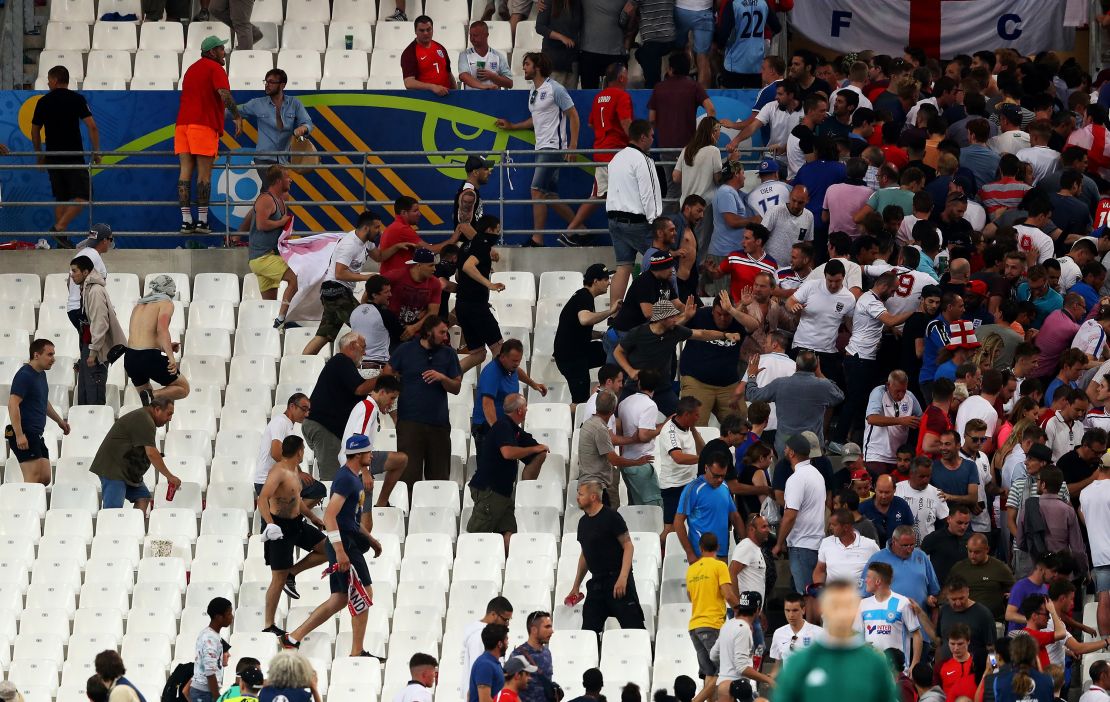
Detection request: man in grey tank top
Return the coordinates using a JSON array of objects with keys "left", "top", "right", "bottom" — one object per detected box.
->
[{"left": 247, "top": 165, "right": 300, "bottom": 328}]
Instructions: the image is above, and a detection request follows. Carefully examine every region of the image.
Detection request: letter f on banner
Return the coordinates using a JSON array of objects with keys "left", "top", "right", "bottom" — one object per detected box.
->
[{"left": 831, "top": 10, "right": 852, "bottom": 36}]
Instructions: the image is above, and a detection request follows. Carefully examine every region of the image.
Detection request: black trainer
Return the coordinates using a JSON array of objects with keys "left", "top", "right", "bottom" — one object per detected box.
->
[
  {"left": 179, "top": 221, "right": 195, "bottom": 234},
  {"left": 263, "top": 624, "right": 286, "bottom": 637},
  {"left": 193, "top": 221, "right": 212, "bottom": 235},
  {"left": 279, "top": 634, "right": 300, "bottom": 649},
  {"left": 283, "top": 573, "right": 300, "bottom": 599}
]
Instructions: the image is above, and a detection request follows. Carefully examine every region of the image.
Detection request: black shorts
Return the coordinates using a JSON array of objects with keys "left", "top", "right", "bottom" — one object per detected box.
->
[
  {"left": 4, "top": 427, "right": 49, "bottom": 463},
  {"left": 456, "top": 302, "right": 503, "bottom": 350},
  {"left": 263, "top": 515, "right": 326, "bottom": 571},
  {"left": 124, "top": 348, "right": 179, "bottom": 387},
  {"left": 253, "top": 480, "right": 328, "bottom": 501},
  {"left": 48, "top": 167, "right": 91, "bottom": 202},
  {"left": 326, "top": 531, "right": 372, "bottom": 595},
  {"left": 661, "top": 486, "right": 685, "bottom": 525},
  {"left": 556, "top": 343, "right": 606, "bottom": 403}
]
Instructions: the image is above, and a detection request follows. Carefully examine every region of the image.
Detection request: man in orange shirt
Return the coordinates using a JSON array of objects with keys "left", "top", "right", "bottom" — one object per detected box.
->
[
  {"left": 401, "top": 15, "right": 456, "bottom": 95},
  {"left": 175, "top": 36, "right": 241, "bottom": 236},
  {"left": 564, "top": 61, "right": 633, "bottom": 247}
]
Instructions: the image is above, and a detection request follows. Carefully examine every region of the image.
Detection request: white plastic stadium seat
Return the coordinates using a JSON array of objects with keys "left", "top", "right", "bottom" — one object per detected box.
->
[
  {"left": 132, "top": 50, "right": 179, "bottom": 83},
  {"left": 0, "top": 302, "right": 36, "bottom": 331},
  {"left": 96, "top": 0, "right": 142, "bottom": 19},
  {"left": 368, "top": 49, "right": 403, "bottom": 78},
  {"left": 91, "top": 21, "right": 138, "bottom": 51},
  {"left": 280, "top": 21, "right": 326, "bottom": 50},
  {"left": 322, "top": 50, "right": 369, "bottom": 81},
  {"left": 86, "top": 50, "right": 133, "bottom": 82},
  {"left": 320, "top": 77, "right": 364, "bottom": 89},
  {"left": 373, "top": 22, "right": 411, "bottom": 50},
  {"left": 185, "top": 22, "right": 231, "bottom": 52},
  {"left": 251, "top": 0, "right": 284, "bottom": 23},
  {"left": 49, "top": 0, "right": 95, "bottom": 23},
  {"left": 138, "top": 22, "right": 184, "bottom": 52},
  {"left": 82, "top": 79, "right": 127, "bottom": 89},
  {"left": 423, "top": 0, "right": 467, "bottom": 23},
  {"left": 330, "top": 0, "right": 374, "bottom": 22},
  {"left": 326, "top": 23, "right": 372, "bottom": 51},
  {"left": 193, "top": 273, "right": 242, "bottom": 305},
  {"left": 0, "top": 274, "right": 43, "bottom": 306},
  {"left": 538, "top": 271, "right": 581, "bottom": 300},
  {"left": 46, "top": 21, "right": 91, "bottom": 50},
  {"left": 229, "top": 50, "right": 274, "bottom": 86},
  {"left": 285, "top": 0, "right": 329, "bottom": 22},
  {"left": 37, "top": 51, "right": 85, "bottom": 82},
  {"left": 276, "top": 49, "right": 324, "bottom": 85}
]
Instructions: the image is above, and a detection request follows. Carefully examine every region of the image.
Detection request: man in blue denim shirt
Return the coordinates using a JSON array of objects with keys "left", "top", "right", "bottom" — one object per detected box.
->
[{"left": 236, "top": 68, "right": 313, "bottom": 175}]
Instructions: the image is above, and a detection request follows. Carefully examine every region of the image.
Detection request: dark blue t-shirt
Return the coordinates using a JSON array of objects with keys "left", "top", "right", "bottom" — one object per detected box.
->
[
  {"left": 330, "top": 465, "right": 364, "bottom": 533},
  {"left": 388, "top": 339, "right": 462, "bottom": 426},
  {"left": 470, "top": 418, "right": 538, "bottom": 497},
  {"left": 259, "top": 689, "right": 312, "bottom": 702},
  {"left": 472, "top": 358, "right": 519, "bottom": 426},
  {"left": 679, "top": 306, "right": 743, "bottom": 386},
  {"left": 930, "top": 458, "right": 979, "bottom": 496},
  {"left": 468, "top": 651, "right": 505, "bottom": 702},
  {"left": 11, "top": 364, "right": 48, "bottom": 435},
  {"left": 793, "top": 159, "right": 847, "bottom": 220}
]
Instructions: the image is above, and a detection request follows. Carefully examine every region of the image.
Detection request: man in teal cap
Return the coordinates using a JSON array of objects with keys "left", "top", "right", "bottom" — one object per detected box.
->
[{"left": 175, "top": 35, "right": 241, "bottom": 236}]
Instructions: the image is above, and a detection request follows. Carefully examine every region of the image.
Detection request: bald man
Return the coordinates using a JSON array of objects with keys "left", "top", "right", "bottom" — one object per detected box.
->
[
  {"left": 948, "top": 532, "right": 1015, "bottom": 621},
  {"left": 762, "top": 185, "right": 814, "bottom": 268},
  {"left": 858, "top": 474, "right": 916, "bottom": 547}
]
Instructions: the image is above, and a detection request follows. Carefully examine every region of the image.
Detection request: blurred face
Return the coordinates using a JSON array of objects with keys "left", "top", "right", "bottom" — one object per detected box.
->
[
  {"left": 896, "top": 452, "right": 912, "bottom": 475},
  {"left": 821, "top": 587, "right": 862, "bottom": 635},
  {"left": 606, "top": 372, "right": 624, "bottom": 393},
  {"left": 1004, "top": 258, "right": 1025, "bottom": 279},
  {"left": 705, "top": 463, "right": 729, "bottom": 489},
  {"left": 946, "top": 201, "right": 967, "bottom": 221},
  {"left": 70, "top": 265, "right": 88, "bottom": 285},
  {"left": 967, "top": 538, "right": 989, "bottom": 565},
  {"left": 810, "top": 101, "right": 829, "bottom": 123},
  {"left": 1027, "top": 276, "right": 1049, "bottom": 297},
  {"left": 940, "top": 433, "right": 960, "bottom": 461},
  {"left": 712, "top": 303, "right": 733, "bottom": 329},
  {"left": 747, "top": 515, "right": 770, "bottom": 544},
  {"left": 498, "top": 349, "right": 523, "bottom": 374},
  {"left": 264, "top": 72, "right": 285, "bottom": 97},
  {"left": 949, "top": 637, "right": 970, "bottom": 659},
  {"left": 787, "top": 189, "right": 808, "bottom": 216},
  {"left": 530, "top": 615, "right": 553, "bottom": 644},
  {"left": 853, "top": 479, "right": 871, "bottom": 501},
  {"left": 775, "top": 85, "right": 792, "bottom": 108},
  {"left": 151, "top": 403, "right": 175, "bottom": 427},
  {"left": 963, "top": 429, "right": 986, "bottom": 453},
  {"left": 376, "top": 390, "right": 399, "bottom": 414},
  {"left": 825, "top": 273, "right": 844, "bottom": 294},
  {"left": 875, "top": 478, "right": 894, "bottom": 506},
  {"left": 576, "top": 483, "right": 599, "bottom": 509},
  {"left": 523, "top": 58, "right": 536, "bottom": 80},
  {"left": 888, "top": 381, "right": 907, "bottom": 402},
  {"left": 790, "top": 247, "right": 810, "bottom": 271},
  {"left": 289, "top": 398, "right": 311, "bottom": 422},
  {"left": 922, "top": 295, "right": 941, "bottom": 316},
  {"left": 684, "top": 203, "right": 705, "bottom": 227},
  {"left": 426, "top": 322, "right": 450, "bottom": 347},
  {"left": 1047, "top": 268, "right": 1061, "bottom": 291},
  {"left": 1066, "top": 398, "right": 1089, "bottom": 420},
  {"left": 864, "top": 569, "right": 884, "bottom": 594},
  {"left": 817, "top": 64, "right": 835, "bottom": 85},
  {"left": 909, "top": 465, "right": 932, "bottom": 490},
  {"left": 415, "top": 21, "right": 434, "bottom": 44},
  {"left": 371, "top": 283, "right": 392, "bottom": 307},
  {"left": 832, "top": 515, "right": 854, "bottom": 539},
  {"left": 789, "top": 56, "right": 808, "bottom": 79},
  {"left": 752, "top": 275, "right": 773, "bottom": 301},
  {"left": 469, "top": 23, "right": 489, "bottom": 47},
  {"left": 946, "top": 296, "right": 965, "bottom": 320},
  {"left": 657, "top": 219, "right": 677, "bottom": 247},
  {"left": 32, "top": 344, "right": 57, "bottom": 370},
  {"left": 401, "top": 203, "right": 422, "bottom": 225}
]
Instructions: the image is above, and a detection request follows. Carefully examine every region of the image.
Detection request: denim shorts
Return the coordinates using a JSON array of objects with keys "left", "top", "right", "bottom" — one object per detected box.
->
[
  {"left": 1094, "top": 565, "right": 1110, "bottom": 593},
  {"left": 101, "top": 477, "right": 152, "bottom": 509},
  {"left": 531, "top": 150, "right": 563, "bottom": 195},
  {"left": 674, "top": 6, "right": 714, "bottom": 54},
  {"left": 608, "top": 219, "right": 652, "bottom": 266}
]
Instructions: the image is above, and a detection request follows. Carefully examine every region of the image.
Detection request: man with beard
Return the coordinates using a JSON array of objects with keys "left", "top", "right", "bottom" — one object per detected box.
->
[
  {"left": 454, "top": 155, "right": 492, "bottom": 244},
  {"left": 761, "top": 185, "right": 813, "bottom": 269},
  {"left": 774, "top": 241, "right": 813, "bottom": 294},
  {"left": 238, "top": 68, "right": 313, "bottom": 176}
]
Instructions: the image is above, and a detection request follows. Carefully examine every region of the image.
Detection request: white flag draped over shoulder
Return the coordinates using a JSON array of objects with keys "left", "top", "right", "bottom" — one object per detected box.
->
[
  {"left": 789, "top": 0, "right": 1071, "bottom": 58},
  {"left": 277, "top": 230, "right": 346, "bottom": 323}
]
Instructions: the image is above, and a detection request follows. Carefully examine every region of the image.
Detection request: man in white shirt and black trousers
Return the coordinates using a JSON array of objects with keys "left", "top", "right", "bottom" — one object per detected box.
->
[{"left": 606, "top": 119, "right": 663, "bottom": 305}]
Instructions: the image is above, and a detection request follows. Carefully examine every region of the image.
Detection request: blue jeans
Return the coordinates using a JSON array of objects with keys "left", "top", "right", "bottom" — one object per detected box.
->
[
  {"left": 100, "top": 477, "right": 152, "bottom": 509},
  {"left": 788, "top": 546, "right": 819, "bottom": 595},
  {"left": 530, "top": 150, "right": 563, "bottom": 195},
  {"left": 602, "top": 328, "right": 627, "bottom": 365},
  {"left": 189, "top": 688, "right": 215, "bottom": 702}
]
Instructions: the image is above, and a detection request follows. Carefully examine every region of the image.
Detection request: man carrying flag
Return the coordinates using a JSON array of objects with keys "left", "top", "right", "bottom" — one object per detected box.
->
[{"left": 280, "top": 434, "right": 382, "bottom": 657}]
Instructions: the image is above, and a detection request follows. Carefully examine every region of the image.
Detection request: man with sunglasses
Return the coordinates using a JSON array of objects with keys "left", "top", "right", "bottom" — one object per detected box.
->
[
  {"left": 237, "top": 68, "right": 312, "bottom": 177},
  {"left": 958, "top": 418, "right": 997, "bottom": 538},
  {"left": 461, "top": 597, "right": 514, "bottom": 690},
  {"left": 510, "top": 612, "right": 555, "bottom": 702}
]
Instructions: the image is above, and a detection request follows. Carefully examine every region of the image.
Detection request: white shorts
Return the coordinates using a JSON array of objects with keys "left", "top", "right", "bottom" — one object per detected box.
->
[{"left": 591, "top": 165, "right": 609, "bottom": 198}]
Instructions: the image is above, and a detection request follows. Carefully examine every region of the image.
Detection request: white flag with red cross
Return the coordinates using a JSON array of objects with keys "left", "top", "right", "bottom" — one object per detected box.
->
[{"left": 789, "top": 0, "right": 1072, "bottom": 59}]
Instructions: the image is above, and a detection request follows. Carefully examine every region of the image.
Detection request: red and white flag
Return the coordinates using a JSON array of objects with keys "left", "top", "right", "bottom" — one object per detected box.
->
[{"left": 790, "top": 0, "right": 1072, "bottom": 58}]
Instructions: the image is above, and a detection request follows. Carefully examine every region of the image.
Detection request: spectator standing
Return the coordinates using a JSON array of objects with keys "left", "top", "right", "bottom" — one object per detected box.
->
[
  {"left": 302, "top": 332, "right": 377, "bottom": 480},
  {"left": 860, "top": 372, "right": 922, "bottom": 475},
  {"left": 378, "top": 196, "right": 457, "bottom": 277},
  {"left": 745, "top": 350, "right": 843, "bottom": 456},
  {"left": 712, "top": 224, "right": 778, "bottom": 302},
  {"left": 633, "top": 0, "right": 676, "bottom": 89},
  {"left": 66, "top": 223, "right": 111, "bottom": 329},
  {"left": 608, "top": 246, "right": 680, "bottom": 360},
  {"left": 467, "top": 394, "right": 549, "bottom": 552},
  {"left": 786, "top": 259, "right": 856, "bottom": 390},
  {"left": 1080, "top": 456, "right": 1110, "bottom": 636},
  {"left": 746, "top": 160, "right": 792, "bottom": 217},
  {"left": 1016, "top": 120, "right": 1060, "bottom": 185},
  {"left": 766, "top": 593, "right": 822, "bottom": 675},
  {"left": 786, "top": 96, "right": 829, "bottom": 180},
  {"left": 678, "top": 294, "right": 756, "bottom": 426},
  {"left": 252, "top": 394, "right": 318, "bottom": 501},
  {"left": 495, "top": 52, "right": 581, "bottom": 247},
  {"left": 1080, "top": 662, "right": 1110, "bottom": 702},
  {"left": 458, "top": 21, "right": 513, "bottom": 90},
  {"left": 498, "top": 657, "right": 538, "bottom": 702},
  {"left": 6, "top": 339, "right": 69, "bottom": 485},
  {"left": 858, "top": 561, "right": 924, "bottom": 669},
  {"left": 349, "top": 276, "right": 404, "bottom": 376},
  {"left": 535, "top": 0, "right": 582, "bottom": 88},
  {"left": 455, "top": 216, "right": 511, "bottom": 374},
  {"left": 578, "top": 389, "right": 652, "bottom": 508},
  {"left": 673, "top": 117, "right": 723, "bottom": 256},
  {"left": 209, "top": 0, "right": 260, "bottom": 49},
  {"left": 895, "top": 458, "right": 951, "bottom": 544},
  {"left": 743, "top": 330, "right": 796, "bottom": 441},
  {"left": 469, "top": 625, "right": 509, "bottom": 702},
  {"left": 959, "top": 119, "right": 1001, "bottom": 191},
  {"left": 615, "top": 368, "right": 664, "bottom": 507},
  {"left": 554, "top": 264, "right": 620, "bottom": 404},
  {"left": 394, "top": 654, "right": 438, "bottom": 702},
  {"left": 674, "top": 450, "right": 744, "bottom": 559},
  {"left": 175, "top": 37, "right": 239, "bottom": 235},
  {"left": 30, "top": 65, "right": 100, "bottom": 248},
  {"left": 920, "top": 506, "right": 972, "bottom": 584},
  {"left": 70, "top": 254, "right": 126, "bottom": 406},
  {"left": 813, "top": 509, "right": 880, "bottom": 586},
  {"left": 687, "top": 532, "right": 739, "bottom": 702},
  {"left": 510, "top": 613, "right": 554, "bottom": 702},
  {"left": 860, "top": 475, "right": 915, "bottom": 547},
  {"left": 89, "top": 400, "right": 180, "bottom": 509},
  {"left": 726, "top": 80, "right": 801, "bottom": 159},
  {"left": 604, "top": 120, "right": 663, "bottom": 302},
  {"left": 338, "top": 375, "right": 408, "bottom": 507},
  {"left": 863, "top": 525, "right": 942, "bottom": 611},
  {"left": 656, "top": 397, "right": 707, "bottom": 537},
  {"left": 94, "top": 651, "right": 145, "bottom": 702},
  {"left": 931, "top": 429, "right": 981, "bottom": 511},
  {"left": 948, "top": 534, "right": 1014, "bottom": 622},
  {"left": 989, "top": 104, "right": 1032, "bottom": 156},
  {"left": 716, "top": 591, "right": 774, "bottom": 695},
  {"left": 461, "top": 598, "right": 514, "bottom": 688},
  {"left": 384, "top": 248, "right": 445, "bottom": 345},
  {"left": 303, "top": 211, "right": 409, "bottom": 354},
  {"left": 191, "top": 598, "right": 234, "bottom": 702},
  {"left": 935, "top": 577, "right": 998, "bottom": 668},
  {"left": 387, "top": 317, "right": 462, "bottom": 488},
  {"left": 238, "top": 68, "right": 313, "bottom": 172},
  {"left": 577, "top": 0, "right": 626, "bottom": 89},
  {"left": 246, "top": 167, "right": 299, "bottom": 329},
  {"left": 729, "top": 514, "right": 770, "bottom": 606},
  {"left": 471, "top": 340, "right": 545, "bottom": 452},
  {"left": 564, "top": 481, "right": 646, "bottom": 634},
  {"left": 1014, "top": 466, "right": 1086, "bottom": 578},
  {"left": 771, "top": 434, "right": 827, "bottom": 594},
  {"left": 1045, "top": 389, "right": 1088, "bottom": 461},
  {"left": 761, "top": 186, "right": 813, "bottom": 272},
  {"left": 401, "top": 16, "right": 456, "bottom": 94}
]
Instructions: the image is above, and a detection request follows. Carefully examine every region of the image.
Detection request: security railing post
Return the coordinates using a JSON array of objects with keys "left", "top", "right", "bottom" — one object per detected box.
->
[
  {"left": 224, "top": 157, "right": 231, "bottom": 247},
  {"left": 87, "top": 161, "right": 94, "bottom": 230},
  {"left": 362, "top": 154, "right": 368, "bottom": 209}
]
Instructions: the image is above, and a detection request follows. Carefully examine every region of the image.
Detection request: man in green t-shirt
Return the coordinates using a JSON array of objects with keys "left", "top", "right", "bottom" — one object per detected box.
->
[
  {"left": 772, "top": 581, "right": 901, "bottom": 702},
  {"left": 90, "top": 397, "right": 181, "bottom": 511}
]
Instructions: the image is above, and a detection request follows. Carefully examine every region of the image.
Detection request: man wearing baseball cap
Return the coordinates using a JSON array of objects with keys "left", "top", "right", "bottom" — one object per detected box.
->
[
  {"left": 67, "top": 223, "right": 112, "bottom": 330},
  {"left": 381, "top": 248, "right": 444, "bottom": 339},
  {"left": 498, "top": 656, "right": 538, "bottom": 702},
  {"left": 988, "top": 103, "right": 1031, "bottom": 156},
  {"left": 175, "top": 35, "right": 241, "bottom": 236},
  {"left": 281, "top": 433, "right": 382, "bottom": 656},
  {"left": 454, "top": 155, "right": 493, "bottom": 240},
  {"left": 745, "top": 158, "right": 791, "bottom": 217},
  {"left": 553, "top": 263, "right": 620, "bottom": 403},
  {"left": 716, "top": 591, "right": 773, "bottom": 698}
]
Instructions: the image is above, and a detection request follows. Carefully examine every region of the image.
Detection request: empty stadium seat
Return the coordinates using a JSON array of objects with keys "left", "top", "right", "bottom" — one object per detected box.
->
[
  {"left": 46, "top": 21, "right": 91, "bottom": 50},
  {"left": 37, "top": 50, "right": 86, "bottom": 82},
  {"left": 280, "top": 21, "right": 327, "bottom": 50},
  {"left": 229, "top": 50, "right": 274, "bottom": 87},
  {"left": 138, "top": 21, "right": 184, "bottom": 52},
  {"left": 322, "top": 49, "right": 369, "bottom": 80},
  {"left": 91, "top": 21, "right": 138, "bottom": 50},
  {"left": 49, "top": 0, "right": 96, "bottom": 23},
  {"left": 86, "top": 49, "right": 133, "bottom": 81},
  {"left": 0, "top": 275, "right": 43, "bottom": 307},
  {"left": 368, "top": 49, "right": 403, "bottom": 78}
]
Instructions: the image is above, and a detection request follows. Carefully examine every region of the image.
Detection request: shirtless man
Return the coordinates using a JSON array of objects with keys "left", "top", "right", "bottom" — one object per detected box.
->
[
  {"left": 123, "top": 275, "right": 189, "bottom": 404},
  {"left": 258, "top": 435, "right": 328, "bottom": 637},
  {"left": 281, "top": 433, "right": 383, "bottom": 657}
]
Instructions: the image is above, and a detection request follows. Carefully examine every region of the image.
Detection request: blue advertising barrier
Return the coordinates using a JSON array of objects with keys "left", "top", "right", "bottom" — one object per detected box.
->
[{"left": 0, "top": 88, "right": 755, "bottom": 247}]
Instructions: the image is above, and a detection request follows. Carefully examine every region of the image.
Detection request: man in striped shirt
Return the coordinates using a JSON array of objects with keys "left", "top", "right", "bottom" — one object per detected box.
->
[
  {"left": 715, "top": 223, "right": 778, "bottom": 302},
  {"left": 979, "top": 154, "right": 1030, "bottom": 219}
]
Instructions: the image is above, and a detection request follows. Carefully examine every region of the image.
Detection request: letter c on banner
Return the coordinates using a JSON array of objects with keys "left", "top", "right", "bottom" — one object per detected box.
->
[
  {"left": 831, "top": 10, "right": 852, "bottom": 37},
  {"left": 998, "top": 13, "right": 1022, "bottom": 40}
]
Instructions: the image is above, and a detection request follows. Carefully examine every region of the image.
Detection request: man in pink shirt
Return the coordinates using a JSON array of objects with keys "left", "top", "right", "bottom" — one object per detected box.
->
[
  {"left": 1034, "top": 292, "right": 1087, "bottom": 379},
  {"left": 823, "top": 157, "right": 873, "bottom": 237}
]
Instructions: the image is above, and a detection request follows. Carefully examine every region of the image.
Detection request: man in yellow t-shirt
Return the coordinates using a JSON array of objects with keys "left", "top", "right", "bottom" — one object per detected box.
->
[{"left": 687, "top": 532, "right": 741, "bottom": 702}]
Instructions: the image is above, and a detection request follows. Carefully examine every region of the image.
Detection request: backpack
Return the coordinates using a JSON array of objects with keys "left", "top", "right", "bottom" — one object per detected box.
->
[
  {"left": 161, "top": 664, "right": 193, "bottom": 702},
  {"left": 1018, "top": 495, "right": 1049, "bottom": 560}
]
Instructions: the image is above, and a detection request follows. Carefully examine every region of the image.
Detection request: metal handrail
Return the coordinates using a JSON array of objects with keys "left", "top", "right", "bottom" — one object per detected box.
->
[{"left": 0, "top": 145, "right": 770, "bottom": 239}]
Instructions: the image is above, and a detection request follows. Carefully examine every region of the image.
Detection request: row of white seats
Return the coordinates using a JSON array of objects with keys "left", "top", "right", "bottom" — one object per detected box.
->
[
  {"left": 0, "top": 270, "right": 584, "bottom": 309},
  {"left": 45, "top": 18, "right": 541, "bottom": 53},
  {"left": 48, "top": 0, "right": 507, "bottom": 26}
]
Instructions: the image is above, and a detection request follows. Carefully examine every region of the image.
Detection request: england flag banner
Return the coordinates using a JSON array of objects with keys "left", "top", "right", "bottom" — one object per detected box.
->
[{"left": 790, "top": 0, "right": 1072, "bottom": 58}]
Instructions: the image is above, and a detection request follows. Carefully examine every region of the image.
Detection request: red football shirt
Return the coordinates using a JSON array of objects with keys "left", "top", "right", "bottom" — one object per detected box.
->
[
  {"left": 1020, "top": 627, "right": 1056, "bottom": 670},
  {"left": 383, "top": 268, "right": 443, "bottom": 325},
  {"left": 378, "top": 216, "right": 422, "bottom": 277},
  {"left": 589, "top": 87, "right": 633, "bottom": 163},
  {"left": 915, "top": 404, "right": 952, "bottom": 458},
  {"left": 400, "top": 40, "right": 453, "bottom": 89},
  {"left": 938, "top": 657, "right": 977, "bottom": 702},
  {"left": 177, "top": 57, "right": 230, "bottom": 133}
]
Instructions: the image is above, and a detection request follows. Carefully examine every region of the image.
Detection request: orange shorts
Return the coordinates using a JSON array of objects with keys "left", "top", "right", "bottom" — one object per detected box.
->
[{"left": 174, "top": 124, "right": 219, "bottom": 158}]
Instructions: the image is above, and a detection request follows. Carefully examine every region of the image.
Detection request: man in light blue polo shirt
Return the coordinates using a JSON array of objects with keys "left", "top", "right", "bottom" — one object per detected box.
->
[
  {"left": 471, "top": 339, "right": 547, "bottom": 454},
  {"left": 862, "top": 524, "right": 941, "bottom": 610},
  {"left": 674, "top": 452, "right": 743, "bottom": 559}
]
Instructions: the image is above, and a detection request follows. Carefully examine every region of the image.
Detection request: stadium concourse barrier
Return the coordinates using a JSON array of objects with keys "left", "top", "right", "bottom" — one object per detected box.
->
[{"left": 0, "top": 144, "right": 769, "bottom": 246}]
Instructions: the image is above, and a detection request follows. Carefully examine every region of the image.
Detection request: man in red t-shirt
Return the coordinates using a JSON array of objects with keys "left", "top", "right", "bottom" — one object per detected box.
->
[
  {"left": 495, "top": 656, "right": 536, "bottom": 702},
  {"left": 937, "top": 624, "right": 977, "bottom": 702},
  {"left": 1014, "top": 594, "right": 1067, "bottom": 670},
  {"left": 916, "top": 377, "right": 955, "bottom": 458},
  {"left": 400, "top": 15, "right": 456, "bottom": 95},
  {"left": 378, "top": 195, "right": 459, "bottom": 276},
  {"left": 714, "top": 223, "right": 778, "bottom": 301},
  {"left": 383, "top": 248, "right": 444, "bottom": 340},
  {"left": 564, "top": 62, "right": 633, "bottom": 246},
  {"left": 175, "top": 36, "right": 240, "bottom": 235}
]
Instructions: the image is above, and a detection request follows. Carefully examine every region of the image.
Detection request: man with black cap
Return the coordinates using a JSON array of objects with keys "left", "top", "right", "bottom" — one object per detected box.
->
[
  {"left": 554, "top": 263, "right": 621, "bottom": 404},
  {"left": 713, "top": 591, "right": 773, "bottom": 700},
  {"left": 604, "top": 249, "right": 683, "bottom": 362},
  {"left": 220, "top": 665, "right": 262, "bottom": 702},
  {"left": 455, "top": 155, "right": 492, "bottom": 242},
  {"left": 67, "top": 223, "right": 112, "bottom": 330}
]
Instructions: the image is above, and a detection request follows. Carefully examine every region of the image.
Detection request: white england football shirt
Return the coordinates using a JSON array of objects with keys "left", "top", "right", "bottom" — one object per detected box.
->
[
  {"left": 324, "top": 230, "right": 376, "bottom": 290},
  {"left": 791, "top": 278, "right": 856, "bottom": 353},
  {"left": 1072, "top": 319, "right": 1109, "bottom": 360},
  {"left": 863, "top": 385, "right": 921, "bottom": 464},
  {"left": 844, "top": 290, "right": 888, "bottom": 360},
  {"left": 768, "top": 621, "right": 823, "bottom": 663},
  {"left": 1014, "top": 224, "right": 1054, "bottom": 264}
]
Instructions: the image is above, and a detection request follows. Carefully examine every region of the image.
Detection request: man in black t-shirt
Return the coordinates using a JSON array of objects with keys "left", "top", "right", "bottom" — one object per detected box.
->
[
  {"left": 564, "top": 481, "right": 646, "bottom": 634},
  {"left": 604, "top": 250, "right": 682, "bottom": 365},
  {"left": 302, "top": 331, "right": 378, "bottom": 480},
  {"left": 454, "top": 155, "right": 490, "bottom": 241},
  {"left": 456, "top": 215, "right": 509, "bottom": 374},
  {"left": 1055, "top": 428, "right": 1107, "bottom": 508},
  {"left": 30, "top": 65, "right": 101, "bottom": 249},
  {"left": 554, "top": 264, "right": 621, "bottom": 403}
]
